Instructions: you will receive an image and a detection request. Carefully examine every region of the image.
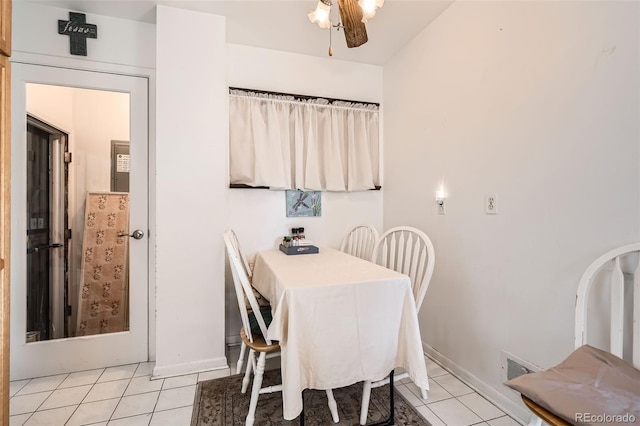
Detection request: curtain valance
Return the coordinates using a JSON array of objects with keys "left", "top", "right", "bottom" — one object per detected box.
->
[{"left": 229, "top": 89, "right": 380, "bottom": 192}]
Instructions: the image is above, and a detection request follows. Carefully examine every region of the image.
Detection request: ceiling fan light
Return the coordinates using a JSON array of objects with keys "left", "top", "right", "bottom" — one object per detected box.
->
[
  {"left": 358, "top": 0, "right": 384, "bottom": 22},
  {"left": 308, "top": 0, "right": 332, "bottom": 29}
]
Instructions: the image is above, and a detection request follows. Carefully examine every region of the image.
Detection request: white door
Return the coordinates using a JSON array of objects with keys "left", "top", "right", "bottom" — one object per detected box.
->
[{"left": 10, "top": 63, "right": 149, "bottom": 380}]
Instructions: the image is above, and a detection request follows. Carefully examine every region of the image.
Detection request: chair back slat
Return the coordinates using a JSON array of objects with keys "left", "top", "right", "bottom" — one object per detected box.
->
[
  {"left": 634, "top": 256, "right": 640, "bottom": 369},
  {"left": 226, "top": 228, "right": 253, "bottom": 279},
  {"left": 227, "top": 251, "right": 253, "bottom": 341},
  {"left": 389, "top": 233, "right": 397, "bottom": 271},
  {"left": 224, "top": 229, "right": 272, "bottom": 345},
  {"left": 414, "top": 249, "right": 428, "bottom": 308},
  {"left": 397, "top": 232, "right": 406, "bottom": 275},
  {"left": 340, "top": 225, "right": 379, "bottom": 261},
  {"left": 372, "top": 226, "right": 435, "bottom": 310},
  {"left": 381, "top": 240, "right": 389, "bottom": 268},
  {"left": 610, "top": 256, "right": 624, "bottom": 358},
  {"left": 575, "top": 243, "right": 640, "bottom": 368},
  {"left": 356, "top": 228, "right": 367, "bottom": 258},
  {"left": 402, "top": 233, "right": 413, "bottom": 277},
  {"left": 408, "top": 239, "right": 420, "bottom": 290}
]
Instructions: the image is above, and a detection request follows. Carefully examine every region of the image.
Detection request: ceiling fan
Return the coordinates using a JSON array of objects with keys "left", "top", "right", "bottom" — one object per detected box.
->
[{"left": 308, "top": 0, "right": 384, "bottom": 55}]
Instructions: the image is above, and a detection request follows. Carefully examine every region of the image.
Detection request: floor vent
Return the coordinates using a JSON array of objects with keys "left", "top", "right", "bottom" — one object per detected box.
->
[
  {"left": 506, "top": 357, "right": 534, "bottom": 380},
  {"left": 501, "top": 351, "right": 542, "bottom": 382}
]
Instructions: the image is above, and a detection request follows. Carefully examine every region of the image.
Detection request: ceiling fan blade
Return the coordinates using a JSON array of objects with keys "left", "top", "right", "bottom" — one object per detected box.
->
[{"left": 337, "top": 0, "right": 368, "bottom": 48}]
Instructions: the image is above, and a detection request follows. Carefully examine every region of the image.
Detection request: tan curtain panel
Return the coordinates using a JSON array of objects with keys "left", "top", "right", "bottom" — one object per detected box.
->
[{"left": 229, "top": 89, "right": 379, "bottom": 192}]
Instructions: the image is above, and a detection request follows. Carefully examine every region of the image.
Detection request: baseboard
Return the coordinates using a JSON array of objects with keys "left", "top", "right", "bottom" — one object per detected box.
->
[
  {"left": 226, "top": 333, "right": 242, "bottom": 346},
  {"left": 422, "top": 343, "right": 530, "bottom": 425},
  {"left": 152, "top": 356, "right": 229, "bottom": 379}
]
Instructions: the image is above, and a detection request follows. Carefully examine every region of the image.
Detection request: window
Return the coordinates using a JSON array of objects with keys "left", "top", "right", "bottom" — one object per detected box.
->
[{"left": 229, "top": 88, "right": 380, "bottom": 192}]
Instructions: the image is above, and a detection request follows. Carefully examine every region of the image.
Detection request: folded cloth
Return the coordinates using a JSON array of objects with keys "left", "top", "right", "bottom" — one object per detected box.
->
[
  {"left": 505, "top": 345, "right": 640, "bottom": 426},
  {"left": 248, "top": 306, "right": 273, "bottom": 338}
]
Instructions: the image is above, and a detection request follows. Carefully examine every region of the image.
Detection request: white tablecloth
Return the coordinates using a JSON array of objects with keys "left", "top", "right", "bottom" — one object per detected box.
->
[{"left": 252, "top": 247, "right": 429, "bottom": 420}]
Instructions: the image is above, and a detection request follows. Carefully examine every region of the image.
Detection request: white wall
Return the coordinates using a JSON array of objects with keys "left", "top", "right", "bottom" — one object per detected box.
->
[
  {"left": 224, "top": 44, "right": 384, "bottom": 344},
  {"left": 12, "top": 2, "right": 155, "bottom": 70},
  {"left": 153, "top": 6, "right": 228, "bottom": 377},
  {"left": 383, "top": 1, "right": 639, "bottom": 421}
]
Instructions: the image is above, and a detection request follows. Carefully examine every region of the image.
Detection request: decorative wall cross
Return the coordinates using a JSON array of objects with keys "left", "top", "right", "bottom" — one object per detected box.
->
[{"left": 58, "top": 12, "right": 98, "bottom": 56}]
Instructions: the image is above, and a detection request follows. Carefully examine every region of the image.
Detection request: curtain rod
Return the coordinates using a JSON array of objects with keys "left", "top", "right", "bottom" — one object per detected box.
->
[
  {"left": 229, "top": 184, "right": 382, "bottom": 191},
  {"left": 229, "top": 87, "right": 380, "bottom": 107}
]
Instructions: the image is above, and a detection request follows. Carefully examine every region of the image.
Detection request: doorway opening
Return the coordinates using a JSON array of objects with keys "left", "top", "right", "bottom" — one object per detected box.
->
[{"left": 26, "top": 115, "right": 69, "bottom": 341}]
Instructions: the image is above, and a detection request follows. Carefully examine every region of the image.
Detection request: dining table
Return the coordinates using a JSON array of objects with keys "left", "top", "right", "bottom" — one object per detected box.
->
[{"left": 251, "top": 246, "right": 429, "bottom": 421}]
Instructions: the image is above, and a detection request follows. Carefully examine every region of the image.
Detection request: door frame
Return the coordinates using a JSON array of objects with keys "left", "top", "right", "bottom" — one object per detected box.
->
[
  {"left": 9, "top": 60, "right": 155, "bottom": 380},
  {"left": 9, "top": 51, "right": 158, "bottom": 370},
  {"left": 1, "top": 53, "right": 11, "bottom": 426}
]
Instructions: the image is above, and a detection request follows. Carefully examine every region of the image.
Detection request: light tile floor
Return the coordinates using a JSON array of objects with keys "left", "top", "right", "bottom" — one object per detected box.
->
[{"left": 9, "top": 347, "right": 524, "bottom": 426}]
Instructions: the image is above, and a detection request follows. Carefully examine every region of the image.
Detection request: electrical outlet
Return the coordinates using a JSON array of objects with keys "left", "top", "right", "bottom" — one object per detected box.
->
[{"left": 486, "top": 194, "right": 497, "bottom": 214}]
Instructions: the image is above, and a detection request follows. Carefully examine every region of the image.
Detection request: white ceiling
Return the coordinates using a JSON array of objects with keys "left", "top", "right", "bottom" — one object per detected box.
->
[{"left": 27, "top": 0, "right": 453, "bottom": 65}]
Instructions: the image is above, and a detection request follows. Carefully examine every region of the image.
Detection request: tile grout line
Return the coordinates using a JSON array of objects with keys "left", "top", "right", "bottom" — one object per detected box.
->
[
  {"left": 67, "top": 365, "right": 136, "bottom": 425},
  {"left": 64, "top": 380, "right": 105, "bottom": 426},
  {"left": 148, "top": 382, "right": 161, "bottom": 423},
  {"left": 456, "top": 394, "right": 507, "bottom": 424},
  {"left": 11, "top": 379, "right": 31, "bottom": 397},
  {"left": 426, "top": 404, "right": 450, "bottom": 426},
  {"left": 106, "top": 373, "right": 137, "bottom": 424}
]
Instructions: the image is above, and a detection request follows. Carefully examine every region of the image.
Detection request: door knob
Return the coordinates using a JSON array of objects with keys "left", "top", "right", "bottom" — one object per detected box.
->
[{"left": 118, "top": 230, "right": 145, "bottom": 240}]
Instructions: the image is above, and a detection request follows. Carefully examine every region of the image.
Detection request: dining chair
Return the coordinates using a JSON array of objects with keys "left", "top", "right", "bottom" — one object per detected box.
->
[
  {"left": 506, "top": 243, "right": 640, "bottom": 425},
  {"left": 223, "top": 234, "right": 340, "bottom": 425},
  {"left": 339, "top": 224, "right": 379, "bottom": 260},
  {"left": 224, "top": 229, "right": 255, "bottom": 376},
  {"left": 360, "top": 225, "right": 435, "bottom": 425}
]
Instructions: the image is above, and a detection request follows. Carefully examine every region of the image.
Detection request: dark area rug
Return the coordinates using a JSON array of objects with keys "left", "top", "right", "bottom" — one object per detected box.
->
[{"left": 191, "top": 369, "right": 431, "bottom": 425}]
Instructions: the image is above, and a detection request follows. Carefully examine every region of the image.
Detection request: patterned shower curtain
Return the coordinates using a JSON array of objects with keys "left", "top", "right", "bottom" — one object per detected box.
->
[{"left": 76, "top": 192, "right": 130, "bottom": 336}]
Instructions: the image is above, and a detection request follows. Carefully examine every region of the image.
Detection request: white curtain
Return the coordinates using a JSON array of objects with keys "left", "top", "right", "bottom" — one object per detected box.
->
[{"left": 229, "top": 89, "right": 380, "bottom": 191}]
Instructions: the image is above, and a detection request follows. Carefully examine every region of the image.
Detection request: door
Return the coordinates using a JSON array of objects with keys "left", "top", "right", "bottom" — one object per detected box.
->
[
  {"left": 25, "top": 117, "right": 68, "bottom": 342},
  {"left": 10, "top": 63, "right": 149, "bottom": 380}
]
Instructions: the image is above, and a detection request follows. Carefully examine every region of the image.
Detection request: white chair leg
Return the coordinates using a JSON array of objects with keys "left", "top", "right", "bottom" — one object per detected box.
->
[
  {"left": 528, "top": 415, "right": 543, "bottom": 426},
  {"left": 325, "top": 389, "right": 339, "bottom": 423},
  {"left": 420, "top": 387, "right": 428, "bottom": 400},
  {"left": 360, "top": 380, "right": 372, "bottom": 425},
  {"left": 241, "top": 349, "right": 255, "bottom": 394},
  {"left": 236, "top": 342, "right": 247, "bottom": 374},
  {"left": 246, "top": 352, "right": 267, "bottom": 426}
]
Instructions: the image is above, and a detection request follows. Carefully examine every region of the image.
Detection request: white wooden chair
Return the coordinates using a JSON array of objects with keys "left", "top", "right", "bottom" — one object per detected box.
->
[
  {"left": 224, "top": 229, "right": 254, "bottom": 376},
  {"left": 360, "top": 226, "right": 435, "bottom": 425},
  {"left": 511, "top": 243, "right": 640, "bottom": 426},
  {"left": 339, "top": 224, "right": 379, "bottom": 260},
  {"left": 223, "top": 233, "right": 340, "bottom": 425}
]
